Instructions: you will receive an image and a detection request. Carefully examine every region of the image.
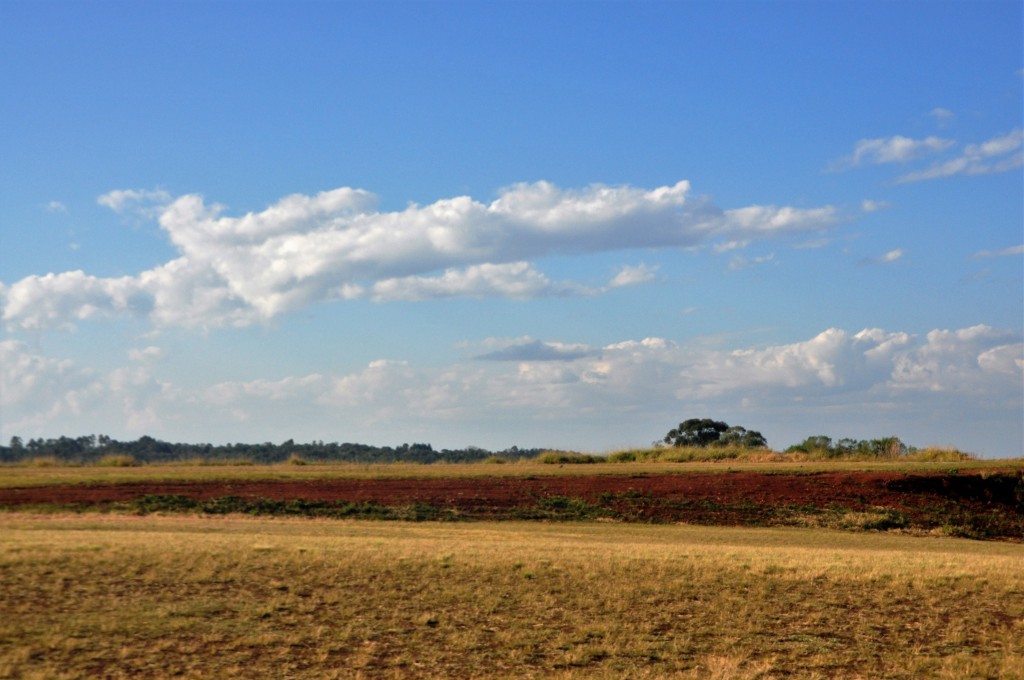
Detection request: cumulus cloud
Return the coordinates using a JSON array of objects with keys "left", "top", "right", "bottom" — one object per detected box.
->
[
  {"left": 678, "top": 328, "right": 915, "bottom": 398},
  {"left": 370, "top": 262, "right": 588, "bottom": 302},
  {"left": 0, "top": 270, "right": 153, "bottom": 331},
  {"left": 0, "top": 340, "right": 104, "bottom": 431},
  {"left": 829, "top": 135, "right": 955, "bottom": 171},
  {"left": 1, "top": 181, "right": 839, "bottom": 331},
  {"left": 895, "top": 129, "right": 1023, "bottom": 183},
  {"left": 890, "top": 326, "right": 1022, "bottom": 393}
]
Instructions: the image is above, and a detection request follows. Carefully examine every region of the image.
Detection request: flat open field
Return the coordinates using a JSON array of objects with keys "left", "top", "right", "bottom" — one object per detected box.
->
[
  {"left": 1, "top": 462, "right": 1021, "bottom": 677},
  {"left": 1, "top": 515, "right": 1021, "bottom": 679}
]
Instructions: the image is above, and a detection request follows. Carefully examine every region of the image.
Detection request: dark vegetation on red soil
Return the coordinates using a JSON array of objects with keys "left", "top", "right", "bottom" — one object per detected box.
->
[{"left": 2, "top": 470, "right": 1022, "bottom": 540}]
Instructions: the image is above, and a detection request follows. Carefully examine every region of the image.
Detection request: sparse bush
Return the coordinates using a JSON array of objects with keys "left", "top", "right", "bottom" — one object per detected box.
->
[
  {"left": 285, "top": 453, "right": 309, "bottom": 466},
  {"left": 482, "top": 456, "right": 508, "bottom": 464}
]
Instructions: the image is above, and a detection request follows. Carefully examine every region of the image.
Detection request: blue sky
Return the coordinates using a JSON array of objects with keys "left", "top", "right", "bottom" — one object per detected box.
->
[{"left": 2, "top": 0, "right": 1022, "bottom": 455}]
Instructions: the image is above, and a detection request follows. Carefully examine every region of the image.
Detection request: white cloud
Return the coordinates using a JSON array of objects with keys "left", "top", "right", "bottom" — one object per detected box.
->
[
  {"left": 46, "top": 201, "right": 68, "bottom": 214},
  {"left": 2, "top": 181, "right": 839, "bottom": 331},
  {"left": 128, "top": 346, "right": 163, "bottom": 363},
  {"left": 861, "top": 199, "right": 890, "bottom": 213},
  {"left": 97, "top": 188, "right": 172, "bottom": 214},
  {"left": 727, "top": 252, "right": 775, "bottom": 271},
  {"left": 1, "top": 325, "right": 1020, "bottom": 453},
  {"left": 0, "top": 340, "right": 104, "bottom": 431},
  {"left": 722, "top": 205, "right": 837, "bottom": 235},
  {"left": 929, "top": 107, "right": 954, "bottom": 127},
  {"left": 679, "top": 328, "right": 911, "bottom": 396},
  {"left": 896, "top": 129, "right": 1024, "bottom": 183},
  {"left": 0, "top": 270, "right": 152, "bottom": 331},
  {"left": 857, "top": 249, "right": 904, "bottom": 266},
  {"left": 206, "top": 374, "right": 327, "bottom": 406},
  {"left": 879, "top": 249, "right": 904, "bottom": 263},
  {"left": 608, "top": 263, "right": 658, "bottom": 288},
  {"left": 829, "top": 135, "right": 955, "bottom": 171},
  {"left": 713, "top": 240, "right": 750, "bottom": 253},
  {"left": 890, "top": 326, "right": 1022, "bottom": 393},
  {"left": 370, "top": 262, "right": 588, "bottom": 302},
  {"left": 973, "top": 244, "right": 1024, "bottom": 259}
]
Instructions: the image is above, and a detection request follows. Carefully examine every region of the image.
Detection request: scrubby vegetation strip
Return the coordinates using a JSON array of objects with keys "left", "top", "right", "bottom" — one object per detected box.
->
[{"left": 10, "top": 468, "right": 1019, "bottom": 540}]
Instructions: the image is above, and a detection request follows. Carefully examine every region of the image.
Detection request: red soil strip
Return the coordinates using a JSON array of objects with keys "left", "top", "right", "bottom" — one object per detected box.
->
[{"left": 0, "top": 470, "right": 1015, "bottom": 515}]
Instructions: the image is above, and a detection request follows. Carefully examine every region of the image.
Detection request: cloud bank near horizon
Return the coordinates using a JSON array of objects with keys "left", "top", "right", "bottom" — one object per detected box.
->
[
  {"left": 0, "top": 180, "right": 839, "bottom": 331},
  {"left": 3, "top": 324, "right": 1020, "bottom": 452}
]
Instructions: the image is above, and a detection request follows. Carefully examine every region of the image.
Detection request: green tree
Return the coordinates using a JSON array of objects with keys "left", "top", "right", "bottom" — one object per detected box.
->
[
  {"left": 718, "top": 425, "right": 768, "bottom": 449},
  {"left": 664, "top": 419, "right": 768, "bottom": 449},
  {"left": 664, "top": 419, "right": 724, "bottom": 447}
]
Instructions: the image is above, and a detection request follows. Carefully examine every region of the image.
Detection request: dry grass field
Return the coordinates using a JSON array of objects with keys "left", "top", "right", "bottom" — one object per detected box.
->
[
  {"left": 1, "top": 513, "right": 1021, "bottom": 679},
  {"left": 2, "top": 458, "right": 1019, "bottom": 489}
]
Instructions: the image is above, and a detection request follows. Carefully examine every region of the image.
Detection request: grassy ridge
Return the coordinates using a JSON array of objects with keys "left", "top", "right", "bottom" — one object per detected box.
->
[
  {"left": 1, "top": 515, "right": 1021, "bottom": 678},
  {"left": 1, "top": 458, "right": 1020, "bottom": 488}
]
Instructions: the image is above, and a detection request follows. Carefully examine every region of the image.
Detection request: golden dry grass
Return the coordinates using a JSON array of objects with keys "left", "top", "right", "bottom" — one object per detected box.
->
[
  {"left": 0, "top": 514, "right": 1021, "bottom": 678},
  {"left": 1, "top": 458, "right": 1019, "bottom": 489}
]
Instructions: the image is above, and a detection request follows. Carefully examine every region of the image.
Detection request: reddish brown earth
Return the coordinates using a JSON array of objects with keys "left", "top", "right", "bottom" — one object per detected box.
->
[
  {"left": 2, "top": 470, "right": 1021, "bottom": 538},
  {"left": 0, "top": 470, "right": 996, "bottom": 508}
]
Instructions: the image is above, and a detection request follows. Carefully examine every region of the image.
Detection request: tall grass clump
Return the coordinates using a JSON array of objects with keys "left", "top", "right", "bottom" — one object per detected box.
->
[
  {"left": 533, "top": 451, "right": 602, "bottom": 464},
  {"left": 167, "top": 457, "right": 255, "bottom": 466},
  {"left": 95, "top": 454, "right": 138, "bottom": 467},
  {"left": 605, "top": 447, "right": 747, "bottom": 463},
  {"left": 905, "top": 447, "right": 976, "bottom": 462},
  {"left": 21, "top": 456, "right": 64, "bottom": 468}
]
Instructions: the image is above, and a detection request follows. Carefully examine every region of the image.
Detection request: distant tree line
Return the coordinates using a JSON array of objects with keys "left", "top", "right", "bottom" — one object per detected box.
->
[
  {"left": 784, "top": 435, "right": 909, "bottom": 459},
  {"left": 0, "top": 435, "right": 544, "bottom": 465}
]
